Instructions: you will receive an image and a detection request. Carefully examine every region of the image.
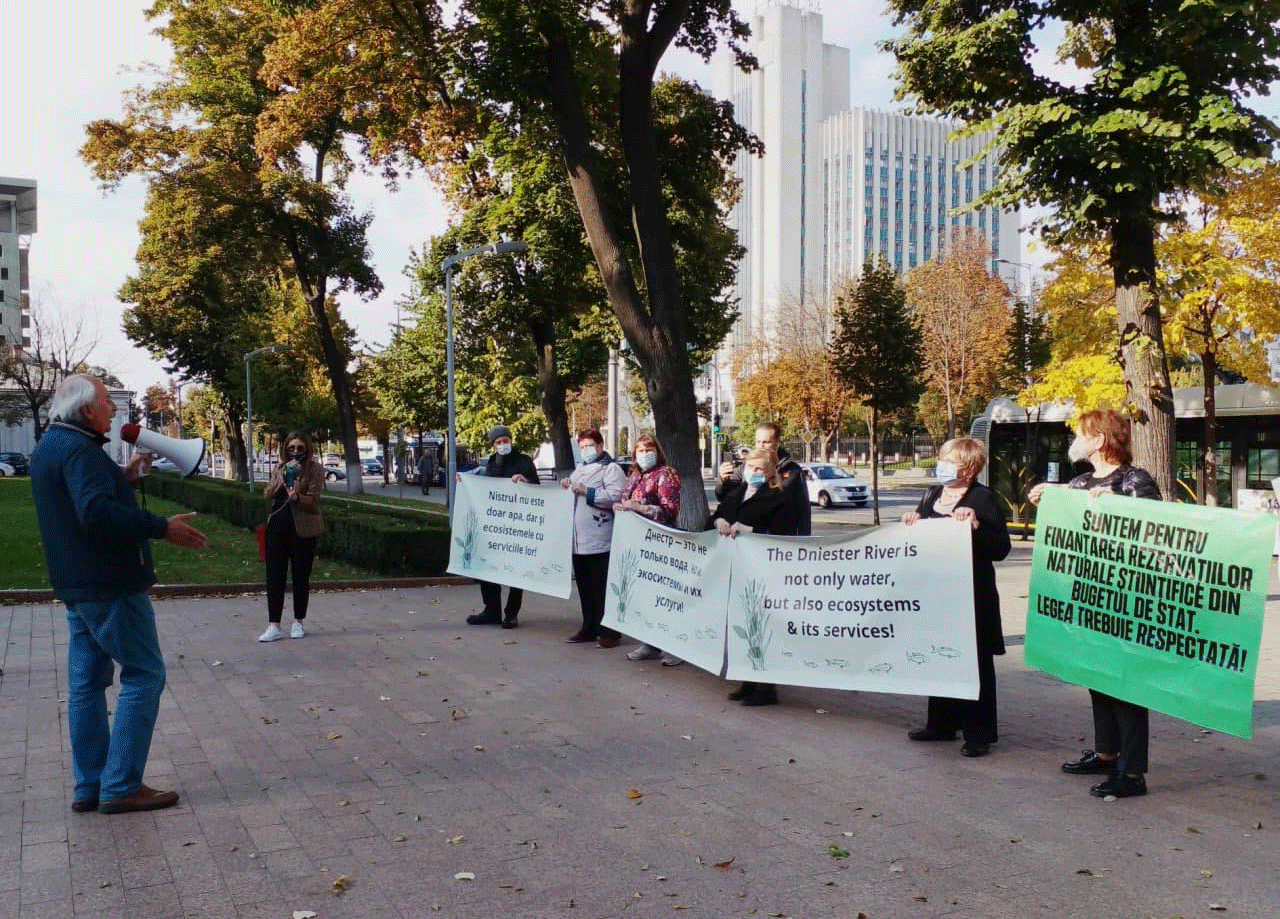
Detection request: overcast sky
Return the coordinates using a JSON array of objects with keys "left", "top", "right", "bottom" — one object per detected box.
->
[{"left": 0, "top": 1, "right": 1106, "bottom": 394}]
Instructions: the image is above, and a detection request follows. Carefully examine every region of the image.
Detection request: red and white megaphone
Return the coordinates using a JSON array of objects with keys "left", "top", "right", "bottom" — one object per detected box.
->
[{"left": 119, "top": 423, "right": 207, "bottom": 478}]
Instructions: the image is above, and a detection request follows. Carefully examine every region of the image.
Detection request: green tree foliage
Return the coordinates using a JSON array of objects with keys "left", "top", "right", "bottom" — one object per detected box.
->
[
  {"left": 259, "top": 0, "right": 758, "bottom": 528},
  {"left": 829, "top": 261, "right": 924, "bottom": 523},
  {"left": 886, "top": 0, "right": 1280, "bottom": 499},
  {"left": 80, "top": 0, "right": 379, "bottom": 490}
]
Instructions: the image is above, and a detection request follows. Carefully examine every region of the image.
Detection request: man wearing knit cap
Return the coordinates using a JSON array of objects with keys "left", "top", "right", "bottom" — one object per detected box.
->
[{"left": 463, "top": 425, "right": 540, "bottom": 627}]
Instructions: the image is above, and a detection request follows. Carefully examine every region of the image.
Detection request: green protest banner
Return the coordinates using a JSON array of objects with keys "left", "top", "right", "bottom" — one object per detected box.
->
[{"left": 1026, "top": 487, "right": 1271, "bottom": 738}]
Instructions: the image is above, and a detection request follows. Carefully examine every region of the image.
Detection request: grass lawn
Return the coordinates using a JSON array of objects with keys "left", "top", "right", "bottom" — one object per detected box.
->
[{"left": 0, "top": 477, "right": 380, "bottom": 589}]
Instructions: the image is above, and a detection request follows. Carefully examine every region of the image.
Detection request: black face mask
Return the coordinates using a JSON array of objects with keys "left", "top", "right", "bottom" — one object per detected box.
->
[{"left": 287, "top": 449, "right": 306, "bottom": 460}]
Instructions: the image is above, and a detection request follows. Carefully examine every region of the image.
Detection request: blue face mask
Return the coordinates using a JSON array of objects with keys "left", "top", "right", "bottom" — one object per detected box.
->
[
  {"left": 746, "top": 470, "right": 766, "bottom": 487},
  {"left": 580, "top": 446, "right": 598, "bottom": 463},
  {"left": 935, "top": 460, "right": 960, "bottom": 484}
]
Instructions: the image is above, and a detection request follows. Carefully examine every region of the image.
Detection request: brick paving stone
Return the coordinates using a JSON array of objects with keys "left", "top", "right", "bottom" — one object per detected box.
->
[{"left": 1, "top": 545, "right": 1278, "bottom": 917}]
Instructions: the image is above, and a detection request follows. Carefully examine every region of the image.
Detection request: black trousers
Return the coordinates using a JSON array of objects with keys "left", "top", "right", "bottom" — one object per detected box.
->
[
  {"left": 265, "top": 510, "right": 318, "bottom": 623},
  {"left": 572, "top": 552, "right": 617, "bottom": 640},
  {"left": 1090, "top": 690, "right": 1149, "bottom": 774},
  {"left": 479, "top": 581, "right": 523, "bottom": 617},
  {"left": 924, "top": 650, "right": 998, "bottom": 744}
]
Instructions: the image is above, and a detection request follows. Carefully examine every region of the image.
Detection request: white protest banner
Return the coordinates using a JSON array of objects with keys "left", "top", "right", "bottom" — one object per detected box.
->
[
  {"left": 722, "top": 520, "right": 979, "bottom": 697},
  {"left": 448, "top": 474, "right": 574, "bottom": 598},
  {"left": 601, "top": 511, "right": 730, "bottom": 674}
]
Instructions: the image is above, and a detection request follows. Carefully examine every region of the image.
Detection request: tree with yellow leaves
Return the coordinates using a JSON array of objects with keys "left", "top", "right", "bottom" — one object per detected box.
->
[{"left": 906, "top": 231, "right": 1013, "bottom": 440}]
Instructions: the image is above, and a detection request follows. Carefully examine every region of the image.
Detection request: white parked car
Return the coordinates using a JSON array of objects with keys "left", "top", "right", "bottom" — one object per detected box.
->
[
  {"left": 0, "top": 460, "right": 13, "bottom": 476},
  {"left": 799, "top": 463, "right": 869, "bottom": 508}
]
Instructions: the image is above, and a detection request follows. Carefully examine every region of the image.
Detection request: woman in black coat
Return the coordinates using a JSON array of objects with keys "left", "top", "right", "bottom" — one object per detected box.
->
[
  {"left": 902, "top": 436, "right": 1011, "bottom": 757},
  {"left": 711, "top": 447, "right": 802, "bottom": 707}
]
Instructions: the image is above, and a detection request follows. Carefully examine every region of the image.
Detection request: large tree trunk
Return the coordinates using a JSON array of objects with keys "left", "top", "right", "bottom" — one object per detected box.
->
[
  {"left": 530, "top": 315, "right": 574, "bottom": 477},
  {"left": 305, "top": 290, "right": 365, "bottom": 493},
  {"left": 538, "top": 12, "right": 708, "bottom": 529},
  {"left": 1111, "top": 216, "right": 1176, "bottom": 501},
  {"left": 1201, "top": 349, "right": 1218, "bottom": 506}
]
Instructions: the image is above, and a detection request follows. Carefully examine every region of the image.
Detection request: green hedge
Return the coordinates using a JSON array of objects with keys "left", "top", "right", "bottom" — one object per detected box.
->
[{"left": 140, "top": 473, "right": 451, "bottom": 576}]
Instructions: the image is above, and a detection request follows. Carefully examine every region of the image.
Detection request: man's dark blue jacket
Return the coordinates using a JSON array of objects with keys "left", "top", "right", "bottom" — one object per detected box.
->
[{"left": 30, "top": 420, "right": 169, "bottom": 601}]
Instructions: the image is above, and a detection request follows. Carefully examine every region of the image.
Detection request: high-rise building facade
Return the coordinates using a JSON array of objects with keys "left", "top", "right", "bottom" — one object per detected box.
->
[
  {"left": 713, "top": 4, "right": 1018, "bottom": 352},
  {"left": 0, "top": 177, "right": 37, "bottom": 350}
]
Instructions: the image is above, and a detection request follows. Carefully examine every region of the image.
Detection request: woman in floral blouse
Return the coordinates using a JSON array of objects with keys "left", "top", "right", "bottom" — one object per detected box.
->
[{"left": 616, "top": 433, "right": 683, "bottom": 663}]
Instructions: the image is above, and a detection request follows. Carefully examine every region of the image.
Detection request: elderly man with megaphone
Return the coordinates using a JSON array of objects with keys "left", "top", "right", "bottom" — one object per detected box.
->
[{"left": 31, "top": 374, "right": 208, "bottom": 816}]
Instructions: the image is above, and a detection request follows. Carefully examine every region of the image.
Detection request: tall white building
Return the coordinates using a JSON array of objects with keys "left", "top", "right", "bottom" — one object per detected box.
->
[
  {"left": 0, "top": 177, "right": 36, "bottom": 350},
  {"left": 712, "top": 3, "right": 1018, "bottom": 352}
]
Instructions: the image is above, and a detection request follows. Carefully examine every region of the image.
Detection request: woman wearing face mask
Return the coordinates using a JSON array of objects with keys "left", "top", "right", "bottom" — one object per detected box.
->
[
  {"left": 901, "top": 437, "right": 1011, "bottom": 755},
  {"left": 560, "top": 429, "right": 629, "bottom": 648},
  {"left": 616, "top": 433, "right": 683, "bottom": 662},
  {"left": 1028, "top": 409, "right": 1160, "bottom": 798},
  {"left": 710, "top": 447, "right": 802, "bottom": 706},
  {"left": 260, "top": 431, "right": 326, "bottom": 642}
]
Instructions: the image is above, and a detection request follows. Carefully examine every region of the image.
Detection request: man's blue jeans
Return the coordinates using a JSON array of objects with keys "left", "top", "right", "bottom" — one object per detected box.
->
[{"left": 64, "top": 592, "right": 166, "bottom": 803}]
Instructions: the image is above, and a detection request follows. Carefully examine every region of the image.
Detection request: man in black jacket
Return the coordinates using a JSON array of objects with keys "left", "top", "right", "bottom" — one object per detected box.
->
[
  {"left": 465, "top": 425, "right": 540, "bottom": 628},
  {"left": 716, "top": 422, "right": 811, "bottom": 535}
]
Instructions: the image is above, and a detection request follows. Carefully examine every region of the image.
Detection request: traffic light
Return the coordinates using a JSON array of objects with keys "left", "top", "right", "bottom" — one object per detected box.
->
[{"left": 712, "top": 414, "right": 721, "bottom": 434}]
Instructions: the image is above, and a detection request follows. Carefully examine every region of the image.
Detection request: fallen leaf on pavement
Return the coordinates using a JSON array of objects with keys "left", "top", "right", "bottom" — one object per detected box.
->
[
  {"left": 827, "top": 845, "right": 849, "bottom": 859},
  {"left": 714, "top": 857, "right": 735, "bottom": 869},
  {"left": 327, "top": 731, "right": 343, "bottom": 740},
  {"left": 1202, "top": 869, "right": 1213, "bottom": 877},
  {"left": 627, "top": 789, "right": 644, "bottom": 799},
  {"left": 454, "top": 872, "right": 476, "bottom": 881},
  {"left": 448, "top": 835, "right": 466, "bottom": 845},
  {"left": 331, "top": 875, "right": 352, "bottom": 894}
]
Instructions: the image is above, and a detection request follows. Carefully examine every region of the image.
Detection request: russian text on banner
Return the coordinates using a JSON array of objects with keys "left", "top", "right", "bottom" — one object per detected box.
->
[
  {"left": 722, "top": 520, "right": 978, "bottom": 697},
  {"left": 1025, "top": 487, "right": 1271, "bottom": 738},
  {"left": 448, "top": 474, "right": 574, "bottom": 598},
  {"left": 601, "top": 512, "right": 730, "bottom": 674}
]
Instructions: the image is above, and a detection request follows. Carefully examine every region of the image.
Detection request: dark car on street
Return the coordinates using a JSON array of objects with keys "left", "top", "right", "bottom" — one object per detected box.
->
[{"left": 0, "top": 452, "right": 29, "bottom": 475}]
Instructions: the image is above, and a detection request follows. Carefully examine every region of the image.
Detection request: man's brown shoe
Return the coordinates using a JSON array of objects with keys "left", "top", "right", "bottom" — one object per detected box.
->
[{"left": 98, "top": 784, "right": 179, "bottom": 814}]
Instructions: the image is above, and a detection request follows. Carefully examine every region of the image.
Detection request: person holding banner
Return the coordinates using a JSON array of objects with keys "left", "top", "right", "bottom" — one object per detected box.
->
[
  {"left": 561, "top": 429, "right": 629, "bottom": 647},
  {"left": 464, "top": 425, "right": 541, "bottom": 628},
  {"left": 1028, "top": 409, "right": 1160, "bottom": 798},
  {"left": 617, "top": 433, "right": 683, "bottom": 663},
  {"left": 712, "top": 447, "right": 803, "bottom": 706},
  {"left": 260, "top": 431, "right": 327, "bottom": 642},
  {"left": 902, "top": 436, "right": 1011, "bottom": 757},
  {"left": 716, "top": 421, "right": 811, "bottom": 535}
]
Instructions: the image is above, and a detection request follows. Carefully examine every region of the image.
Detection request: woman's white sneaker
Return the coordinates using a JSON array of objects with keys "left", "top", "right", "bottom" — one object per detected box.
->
[
  {"left": 290, "top": 621, "right": 305, "bottom": 639},
  {"left": 258, "top": 624, "right": 283, "bottom": 642}
]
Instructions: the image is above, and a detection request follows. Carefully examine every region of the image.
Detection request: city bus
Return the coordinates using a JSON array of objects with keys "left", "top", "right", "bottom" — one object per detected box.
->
[{"left": 970, "top": 382, "right": 1280, "bottom": 521}]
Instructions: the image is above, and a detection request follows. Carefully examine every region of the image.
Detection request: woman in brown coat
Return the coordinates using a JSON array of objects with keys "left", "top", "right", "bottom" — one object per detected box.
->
[{"left": 259, "top": 431, "right": 325, "bottom": 641}]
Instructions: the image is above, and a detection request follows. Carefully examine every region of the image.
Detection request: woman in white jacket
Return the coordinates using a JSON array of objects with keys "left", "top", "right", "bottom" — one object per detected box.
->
[{"left": 560, "top": 429, "right": 629, "bottom": 647}]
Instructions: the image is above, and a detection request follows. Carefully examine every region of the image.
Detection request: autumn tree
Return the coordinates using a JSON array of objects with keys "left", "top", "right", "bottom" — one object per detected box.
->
[
  {"left": 887, "top": 0, "right": 1280, "bottom": 500},
  {"left": 733, "top": 285, "right": 853, "bottom": 461},
  {"left": 260, "top": 0, "right": 758, "bottom": 529},
  {"left": 905, "top": 231, "right": 1013, "bottom": 439},
  {"left": 830, "top": 261, "right": 924, "bottom": 524},
  {"left": 81, "top": 0, "right": 379, "bottom": 490}
]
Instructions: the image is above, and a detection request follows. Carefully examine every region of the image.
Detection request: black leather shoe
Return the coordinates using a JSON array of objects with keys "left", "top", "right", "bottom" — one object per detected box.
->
[
  {"left": 71, "top": 799, "right": 98, "bottom": 813},
  {"left": 466, "top": 612, "right": 501, "bottom": 626},
  {"left": 501, "top": 614, "right": 519, "bottom": 629},
  {"left": 961, "top": 742, "right": 990, "bottom": 758},
  {"left": 1090, "top": 773, "right": 1147, "bottom": 798},
  {"left": 741, "top": 684, "right": 778, "bottom": 706},
  {"left": 1062, "top": 750, "right": 1116, "bottom": 775},
  {"left": 727, "top": 682, "right": 756, "bottom": 702},
  {"left": 907, "top": 728, "right": 957, "bottom": 742}
]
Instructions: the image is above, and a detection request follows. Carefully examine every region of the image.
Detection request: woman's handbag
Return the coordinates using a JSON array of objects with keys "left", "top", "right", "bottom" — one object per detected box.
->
[{"left": 254, "top": 523, "right": 267, "bottom": 561}]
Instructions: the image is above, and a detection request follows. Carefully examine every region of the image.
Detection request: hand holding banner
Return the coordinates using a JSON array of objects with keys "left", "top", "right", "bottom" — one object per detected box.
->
[
  {"left": 1026, "top": 487, "right": 1271, "bottom": 738},
  {"left": 448, "top": 474, "right": 574, "bottom": 598}
]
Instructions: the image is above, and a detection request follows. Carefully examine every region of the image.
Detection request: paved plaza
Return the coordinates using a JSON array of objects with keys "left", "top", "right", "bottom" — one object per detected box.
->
[{"left": 2, "top": 541, "right": 1278, "bottom": 919}]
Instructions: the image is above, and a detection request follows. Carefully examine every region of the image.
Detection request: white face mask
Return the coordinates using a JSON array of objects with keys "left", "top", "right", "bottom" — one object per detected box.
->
[
  {"left": 1067, "top": 435, "right": 1095, "bottom": 464},
  {"left": 636, "top": 451, "right": 657, "bottom": 470},
  {"left": 579, "top": 446, "right": 598, "bottom": 463},
  {"left": 935, "top": 459, "right": 960, "bottom": 484},
  {"left": 495, "top": 443, "right": 513, "bottom": 456}
]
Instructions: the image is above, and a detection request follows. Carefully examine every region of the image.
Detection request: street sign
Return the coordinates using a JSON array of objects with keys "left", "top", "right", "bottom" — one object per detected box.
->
[
  {"left": 715, "top": 433, "right": 726, "bottom": 444},
  {"left": 801, "top": 431, "right": 815, "bottom": 443}
]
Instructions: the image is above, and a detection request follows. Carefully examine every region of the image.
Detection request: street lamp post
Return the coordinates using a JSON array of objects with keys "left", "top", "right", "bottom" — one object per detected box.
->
[
  {"left": 244, "top": 344, "right": 289, "bottom": 489},
  {"left": 444, "top": 240, "right": 528, "bottom": 510}
]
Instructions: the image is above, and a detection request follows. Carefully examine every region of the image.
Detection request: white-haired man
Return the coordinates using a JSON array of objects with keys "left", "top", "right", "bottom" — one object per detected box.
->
[{"left": 31, "top": 374, "right": 207, "bottom": 814}]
